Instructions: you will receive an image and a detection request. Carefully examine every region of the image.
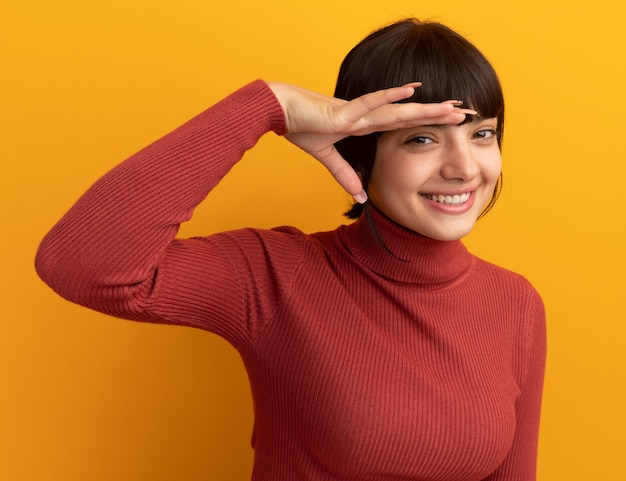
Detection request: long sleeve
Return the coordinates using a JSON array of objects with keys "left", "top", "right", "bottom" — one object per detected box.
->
[
  {"left": 35, "top": 80, "right": 289, "bottom": 345},
  {"left": 483, "top": 290, "right": 547, "bottom": 481}
]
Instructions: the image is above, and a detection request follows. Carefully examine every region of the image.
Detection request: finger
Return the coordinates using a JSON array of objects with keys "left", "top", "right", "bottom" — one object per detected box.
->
[
  {"left": 314, "top": 145, "right": 367, "bottom": 202},
  {"left": 396, "top": 105, "right": 477, "bottom": 128},
  {"left": 334, "top": 83, "right": 422, "bottom": 125},
  {"left": 350, "top": 102, "right": 476, "bottom": 135}
]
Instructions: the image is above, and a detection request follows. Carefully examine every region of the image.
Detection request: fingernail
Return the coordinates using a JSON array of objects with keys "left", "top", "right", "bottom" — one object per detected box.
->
[{"left": 354, "top": 190, "right": 368, "bottom": 204}]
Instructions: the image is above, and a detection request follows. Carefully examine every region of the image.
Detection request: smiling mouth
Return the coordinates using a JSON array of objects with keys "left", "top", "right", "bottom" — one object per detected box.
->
[{"left": 421, "top": 192, "right": 472, "bottom": 205}]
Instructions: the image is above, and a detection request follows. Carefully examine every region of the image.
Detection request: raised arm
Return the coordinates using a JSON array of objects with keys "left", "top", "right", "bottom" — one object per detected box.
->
[{"left": 35, "top": 80, "right": 475, "bottom": 334}]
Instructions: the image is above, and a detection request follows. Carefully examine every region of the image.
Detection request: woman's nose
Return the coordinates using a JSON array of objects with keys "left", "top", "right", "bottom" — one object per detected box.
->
[{"left": 440, "top": 143, "right": 480, "bottom": 181}]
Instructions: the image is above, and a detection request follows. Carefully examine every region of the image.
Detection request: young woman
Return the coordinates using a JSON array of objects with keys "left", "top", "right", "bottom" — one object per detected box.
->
[{"left": 36, "top": 18, "right": 546, "bottom": 481}]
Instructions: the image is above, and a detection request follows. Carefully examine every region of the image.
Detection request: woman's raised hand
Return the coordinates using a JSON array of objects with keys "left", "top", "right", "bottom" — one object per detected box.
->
[{"left": 268, "top": 82, "right": 476, "bottom": 204}]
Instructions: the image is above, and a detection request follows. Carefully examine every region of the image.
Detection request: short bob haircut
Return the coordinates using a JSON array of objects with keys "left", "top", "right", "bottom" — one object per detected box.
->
[{"left": 334, "top": 18, "right": 505, "bottom": 219}]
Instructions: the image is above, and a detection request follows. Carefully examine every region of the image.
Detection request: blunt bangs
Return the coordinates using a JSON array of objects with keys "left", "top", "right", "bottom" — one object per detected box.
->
[
  {"left": 336, "top": 20, "right": 504, "bottom": 133},
  {"left": 390, "top": 30, "right": 504, "bottom": 139}
]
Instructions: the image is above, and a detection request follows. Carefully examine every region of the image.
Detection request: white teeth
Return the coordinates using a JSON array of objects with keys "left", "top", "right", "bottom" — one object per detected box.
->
[{"left": 424, "top": 192, "right": 471, "bottom": 205}]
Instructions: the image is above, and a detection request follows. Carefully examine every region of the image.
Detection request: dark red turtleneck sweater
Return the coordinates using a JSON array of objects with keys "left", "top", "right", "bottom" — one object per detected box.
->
[{"left": 36, "top": 80, "right": 546, "bottom": 481}]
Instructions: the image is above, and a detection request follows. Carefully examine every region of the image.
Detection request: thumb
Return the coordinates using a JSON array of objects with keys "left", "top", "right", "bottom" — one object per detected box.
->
[{"left": 316, "top": 145, "right": 368, "bottom": 204}]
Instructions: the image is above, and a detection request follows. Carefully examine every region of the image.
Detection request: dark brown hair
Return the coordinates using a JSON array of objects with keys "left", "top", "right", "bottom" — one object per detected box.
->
[{"left": 334, "top": 18, "right": 504, "bottom": 219}]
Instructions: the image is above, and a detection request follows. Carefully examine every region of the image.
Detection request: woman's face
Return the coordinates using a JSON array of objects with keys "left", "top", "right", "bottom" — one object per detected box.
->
[{"left": 368, "top": 118, "right": 502, "bottom": 241}]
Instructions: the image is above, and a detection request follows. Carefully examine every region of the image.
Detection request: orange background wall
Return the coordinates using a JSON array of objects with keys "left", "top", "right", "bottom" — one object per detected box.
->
[{"left": 2, "top": 1, "right": 625, "bottom": 480}]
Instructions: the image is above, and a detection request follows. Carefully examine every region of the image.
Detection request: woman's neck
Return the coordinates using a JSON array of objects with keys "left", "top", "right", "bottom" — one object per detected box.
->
[{"left": 340, "top": 204, "right": 474, "bottom": 286}]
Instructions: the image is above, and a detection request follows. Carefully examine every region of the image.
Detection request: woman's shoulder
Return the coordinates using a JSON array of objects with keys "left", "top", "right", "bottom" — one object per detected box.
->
[
  {"left": 471, "top": 256, "right": 546, "bottom": 361},
  {"left": 472, "top": 255, "right": 543, "bottom": 304}
]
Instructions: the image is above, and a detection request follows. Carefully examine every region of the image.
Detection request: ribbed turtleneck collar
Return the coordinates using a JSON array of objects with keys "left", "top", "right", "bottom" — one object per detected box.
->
[{"left": 339, "top": 204, "right": 475, "bottom": 287}]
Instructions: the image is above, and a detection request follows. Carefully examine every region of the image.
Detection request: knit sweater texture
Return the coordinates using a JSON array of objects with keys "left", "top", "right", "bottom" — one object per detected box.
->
[{"left": 36, "top": 80, "right": 546, "bottom": 481}]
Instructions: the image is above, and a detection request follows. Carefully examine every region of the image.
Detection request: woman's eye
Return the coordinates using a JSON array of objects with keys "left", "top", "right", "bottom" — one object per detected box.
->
[
  {"left": 474, "top": 129, "right": 497, "bottom": 140},
  {"left": 407, "top": 136, "right": 434, "bottom": 145}
]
